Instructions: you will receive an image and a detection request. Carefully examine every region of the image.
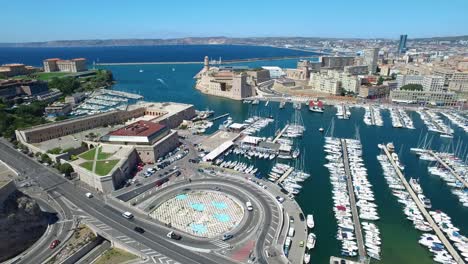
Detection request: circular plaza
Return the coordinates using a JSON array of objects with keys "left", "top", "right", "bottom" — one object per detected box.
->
[{"left": 149, "top": 190, "right": 245, "bottom": 238}]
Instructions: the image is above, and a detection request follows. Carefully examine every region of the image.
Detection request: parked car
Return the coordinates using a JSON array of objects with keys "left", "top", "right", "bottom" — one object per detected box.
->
[{"left": 49, "top": 239, "right": 60, "bottom": 249}]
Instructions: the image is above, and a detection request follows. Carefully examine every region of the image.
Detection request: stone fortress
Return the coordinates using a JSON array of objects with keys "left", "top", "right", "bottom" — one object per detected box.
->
[
  {"left": 194, "top": 56, "right": 270, "bottom": 100},
  {"left": 15, "top": 101, "right": 196, "bottom": 193}
]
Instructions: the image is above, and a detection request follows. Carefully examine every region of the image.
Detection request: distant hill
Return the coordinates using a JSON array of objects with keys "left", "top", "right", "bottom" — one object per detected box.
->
[
  {"left": 0, "top": 36, "right": 366, "bottom": 47},
  {"left": 412, "top": 35, "right": 468, "bottom": 41},
  {"left": 0, "top": 35, "right": 467, "bottom": 47}
]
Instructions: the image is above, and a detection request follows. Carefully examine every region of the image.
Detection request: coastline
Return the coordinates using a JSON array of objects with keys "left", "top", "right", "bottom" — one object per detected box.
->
[{"left": 95, "top": 55, "right": 319, "bottom": 66}]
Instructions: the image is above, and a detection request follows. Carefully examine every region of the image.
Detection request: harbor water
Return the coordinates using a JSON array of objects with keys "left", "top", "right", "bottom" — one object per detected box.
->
[{"left": 98, "top": 60, "right": 467, "bottom": 264}]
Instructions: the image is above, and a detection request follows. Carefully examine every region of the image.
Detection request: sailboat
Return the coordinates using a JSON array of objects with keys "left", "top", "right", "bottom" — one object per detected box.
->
[{"left": 309, "top": 100, "right": 324, "bottom": 113}]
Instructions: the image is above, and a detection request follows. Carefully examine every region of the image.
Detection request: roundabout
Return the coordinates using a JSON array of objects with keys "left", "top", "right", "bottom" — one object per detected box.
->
[{"left": 150, "top": 190, "right": 245, "bottom": 238}]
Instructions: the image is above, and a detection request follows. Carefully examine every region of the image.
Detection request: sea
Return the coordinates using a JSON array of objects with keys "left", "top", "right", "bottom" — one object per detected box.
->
[{"left": 4, "top": 45, "right": 467, "bottom": 264}]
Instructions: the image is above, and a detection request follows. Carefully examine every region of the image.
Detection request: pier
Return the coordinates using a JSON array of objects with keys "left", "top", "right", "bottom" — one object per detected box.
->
[
  {"left": 275, "top": 167, "right": 294, "bottom": 184},
  {"left": 273, "top": 125, "right": 289, "bottom": 143},
  {"left": 341, "top": 139, "right": 366, "bottom": 259},
  {"left": 428, "top": 150, "right": 468, "bottom": 188},
  {"left": 382, "top": 146, "right": 464, "bottom": 264},
  {"left": 209, "top": 113, "right": 229, "bottom": 122}
]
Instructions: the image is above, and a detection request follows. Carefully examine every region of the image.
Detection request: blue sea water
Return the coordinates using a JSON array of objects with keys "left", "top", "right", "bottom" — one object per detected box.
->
[{"left": 0, "top": 45, "right": 316, "bottom": 66}]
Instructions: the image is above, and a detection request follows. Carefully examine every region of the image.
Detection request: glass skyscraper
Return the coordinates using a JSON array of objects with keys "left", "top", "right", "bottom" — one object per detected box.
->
[{"left": 398, "top": 34, "right": 408, "bottom": 54}]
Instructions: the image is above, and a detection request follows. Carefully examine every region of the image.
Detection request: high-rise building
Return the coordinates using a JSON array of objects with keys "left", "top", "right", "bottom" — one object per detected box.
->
[
  {"left": 398, "top": 35, "right": 408, "bottom": 54},
  {"left": 363, "top": 48, "right": 379, "bottom": 74}
]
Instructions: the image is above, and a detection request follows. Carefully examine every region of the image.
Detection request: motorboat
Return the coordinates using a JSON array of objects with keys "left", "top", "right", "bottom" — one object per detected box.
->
[
  {"left": 307, "top": 214, "right": 315, "bottom": 229},
  {"left": 306, "top": 233, "right": 316, "bottom": 249}
]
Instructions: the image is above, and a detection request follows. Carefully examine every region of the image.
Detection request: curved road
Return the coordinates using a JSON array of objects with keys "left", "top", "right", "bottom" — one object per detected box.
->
[{"left": 0, "top": 140, "right": 281, "bottom": 264}]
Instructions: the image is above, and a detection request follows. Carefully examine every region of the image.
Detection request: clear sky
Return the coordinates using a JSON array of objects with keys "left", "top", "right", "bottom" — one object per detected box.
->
[{"left": 3, "top": 0, "right": 468, "bottom": 42}]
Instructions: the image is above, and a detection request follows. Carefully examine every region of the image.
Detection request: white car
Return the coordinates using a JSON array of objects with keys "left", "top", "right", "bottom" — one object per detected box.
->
[{"left": 85, "top": 192, "right": 93, "bottom": 198}]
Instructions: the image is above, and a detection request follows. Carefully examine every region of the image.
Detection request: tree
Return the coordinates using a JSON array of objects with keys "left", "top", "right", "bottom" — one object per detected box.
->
[
  {"left": 59, "top": 163, "right": 74, "bottom": 176},
  {"left": 40, "top": 153, "right": 52, "bottom": 164},
  {"left": 377, "top": 76, "right": 384, "bottom": 85},
  {"left": 400, "top": 84, "right": 423, "bottom": 91},
  {"left": 48, "top": 77, "right": 81, "bottom": 95}
]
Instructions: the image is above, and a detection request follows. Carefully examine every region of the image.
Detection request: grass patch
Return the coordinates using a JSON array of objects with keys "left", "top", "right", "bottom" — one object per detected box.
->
[
  {"left": 94, "top": 248, "right": 138, "bottom": 264},
  {"left": 97, "top": 148, "right": 113, "bottom": 160},
  {"left": 34, "top": 72, "right": 69, "bottom": 81},
  {"left": 79, "top": 148, "right": 97, "bottom": 160},
  {"left": 95, "top": 160, "right": 119, "bottom": 176},
  {"left": 79, "top": 161, "right": 94, "bottom": 172}
]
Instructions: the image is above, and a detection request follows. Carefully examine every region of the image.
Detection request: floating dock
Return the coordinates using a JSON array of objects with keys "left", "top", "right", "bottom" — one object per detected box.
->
[
  {"left": 382, "top": 145, "right": 464, "bottom": 264},
  {"left": 428, "top": 150, "right": 468, "bottom": 188},
  {"left": 273, "top": 124, "right": 289, "bottom": 143},
  {"left": 341, "top": 139, "right": 366, "bottom": 259},
  {"left": 275, "top": 167, "right": 294, "bottom": 184}
]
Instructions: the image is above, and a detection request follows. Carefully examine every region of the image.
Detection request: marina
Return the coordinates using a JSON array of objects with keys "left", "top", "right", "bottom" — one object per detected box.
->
[
  {"left": 389, "top": 107, "right": 415, "bottom": 129},
  {"left": 97, "top": 62, "right": 468, "bottom": 264},
  {"left": 417, "top": 110, "right": 454, "bottom": 137},
  {"left": 362, "top": 105, "right": 383, "bottom": 126},
  {"left": 380, "top": 143, "right": 465, "bottom": 263}
]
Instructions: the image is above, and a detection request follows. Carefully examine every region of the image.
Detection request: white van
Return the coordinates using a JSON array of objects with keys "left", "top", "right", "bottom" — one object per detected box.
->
[
  {"left": 122, "top": 211, "right": 134, "bottom": 219},
  {"left": 288, "top": 227, "right": 295, "bottom": 237},
  {"left": 246, "top": 201, "right": 253, "bottom": 211}
]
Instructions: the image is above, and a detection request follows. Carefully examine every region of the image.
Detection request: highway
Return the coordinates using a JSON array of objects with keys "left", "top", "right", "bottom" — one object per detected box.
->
[
  {"left": 0, "top": 140, "right": 220, "bottom": 264},
  {"left": 0, "top": 139, "right": 279, "bottom": 264}
]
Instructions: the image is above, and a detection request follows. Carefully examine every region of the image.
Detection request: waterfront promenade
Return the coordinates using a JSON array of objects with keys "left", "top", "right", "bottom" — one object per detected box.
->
[
  {"left": 341, "top": 139, "right": 366, "bottom": 260},
  {"left": 382, "top": 145, "right": 464, "bottom": 264}
]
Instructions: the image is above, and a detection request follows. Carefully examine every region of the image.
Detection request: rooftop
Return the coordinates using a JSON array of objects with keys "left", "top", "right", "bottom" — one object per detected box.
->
[{"left": 108, "top": 120, "right": 166, "bottom": 137}]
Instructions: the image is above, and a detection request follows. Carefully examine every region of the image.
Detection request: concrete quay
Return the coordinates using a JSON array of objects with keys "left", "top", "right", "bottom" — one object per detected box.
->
[
  {"left": 341, "top": 139, "right": 366, "bottom": 260},
  {"left": 382, "top": 145, "right": 464, "bottom": 264}
]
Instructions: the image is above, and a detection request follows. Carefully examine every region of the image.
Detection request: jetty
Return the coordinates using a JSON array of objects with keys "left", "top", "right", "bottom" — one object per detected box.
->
[
  {"left": 382, "top": 145, "right": 464, "bottom": 264},
  {"left": 209, "top": 113, "right": 229, "bottom": 122},
  {"left": 275, "top": 167, "right": 294, "bottom": 184},
  {"left": 428, "top": 150, "right": 468, "bottom": 188},
  {"left": 341, "top": 139, "right": 366, "bottom": 259},
  {"left": 95, "top": 54, "right": 319, "bottom": 66},
  {"left": 273, "top": 125, "right": 289, "bottom": 143}
]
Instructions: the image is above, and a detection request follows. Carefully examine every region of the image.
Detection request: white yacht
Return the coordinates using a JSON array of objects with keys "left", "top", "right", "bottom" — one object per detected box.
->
[
  {"left": 306, "top": 233, "right": 316, "bottom": 249},
  {"left": 307, "top": 214, "right": 315, "bottom": 229}
]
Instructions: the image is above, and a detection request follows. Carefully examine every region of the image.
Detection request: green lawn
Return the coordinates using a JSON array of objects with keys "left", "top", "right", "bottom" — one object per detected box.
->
[
  {"left": 33, "top": 72, "right": 69, "bottom": 81},
  {"left": 94, "top": 160, "right": 119, "bottom": 176},
  {"left": 97, "top": 148, "right": 113, "bottom": 160},
  {"left": 79, "top": 161, "right": 93, "bottom": 171},
  {"left": 79, "top": 148, "right": 97, "bottom": 160},
  {"left": 94, "top": 248, "right": 138, "bottom": 264}
]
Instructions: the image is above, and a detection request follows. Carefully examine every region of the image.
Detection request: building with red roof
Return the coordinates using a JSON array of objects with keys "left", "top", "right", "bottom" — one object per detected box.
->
[
  {"left": 101, "top": 120, "right": 179, "bottom": 163},
  {"left": 43, "top": 58, "right": 87, "bottom": 73}
]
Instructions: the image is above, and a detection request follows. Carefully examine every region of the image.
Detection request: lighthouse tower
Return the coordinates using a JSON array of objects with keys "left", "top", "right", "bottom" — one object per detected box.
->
[{"left": 203, "top": 56, "right": 210, "bottom": 71}]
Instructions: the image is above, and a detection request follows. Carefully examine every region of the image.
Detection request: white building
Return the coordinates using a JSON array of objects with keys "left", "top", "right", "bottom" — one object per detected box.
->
[
  {"left": 396, "top": 75, "right": 424, "bottom": 88},
  {"left": 261, "top": 66, "right": 286, "bottom": 79},
  {"left": 363, "top": 48, "right": 379, "bottom": 74},
  {"left": 422, "top": 76, "right": 445, "bottom": 92}
]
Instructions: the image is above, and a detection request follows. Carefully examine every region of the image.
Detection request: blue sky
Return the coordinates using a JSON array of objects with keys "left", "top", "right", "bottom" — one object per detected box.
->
[{"left": 3, "top": 0, "right": 467, "bottom": 42}]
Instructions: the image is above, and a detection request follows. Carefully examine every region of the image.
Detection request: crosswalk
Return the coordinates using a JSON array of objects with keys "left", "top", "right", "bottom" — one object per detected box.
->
[{"left": 210, "top": 239, "right": 230, "bottom": 249}]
